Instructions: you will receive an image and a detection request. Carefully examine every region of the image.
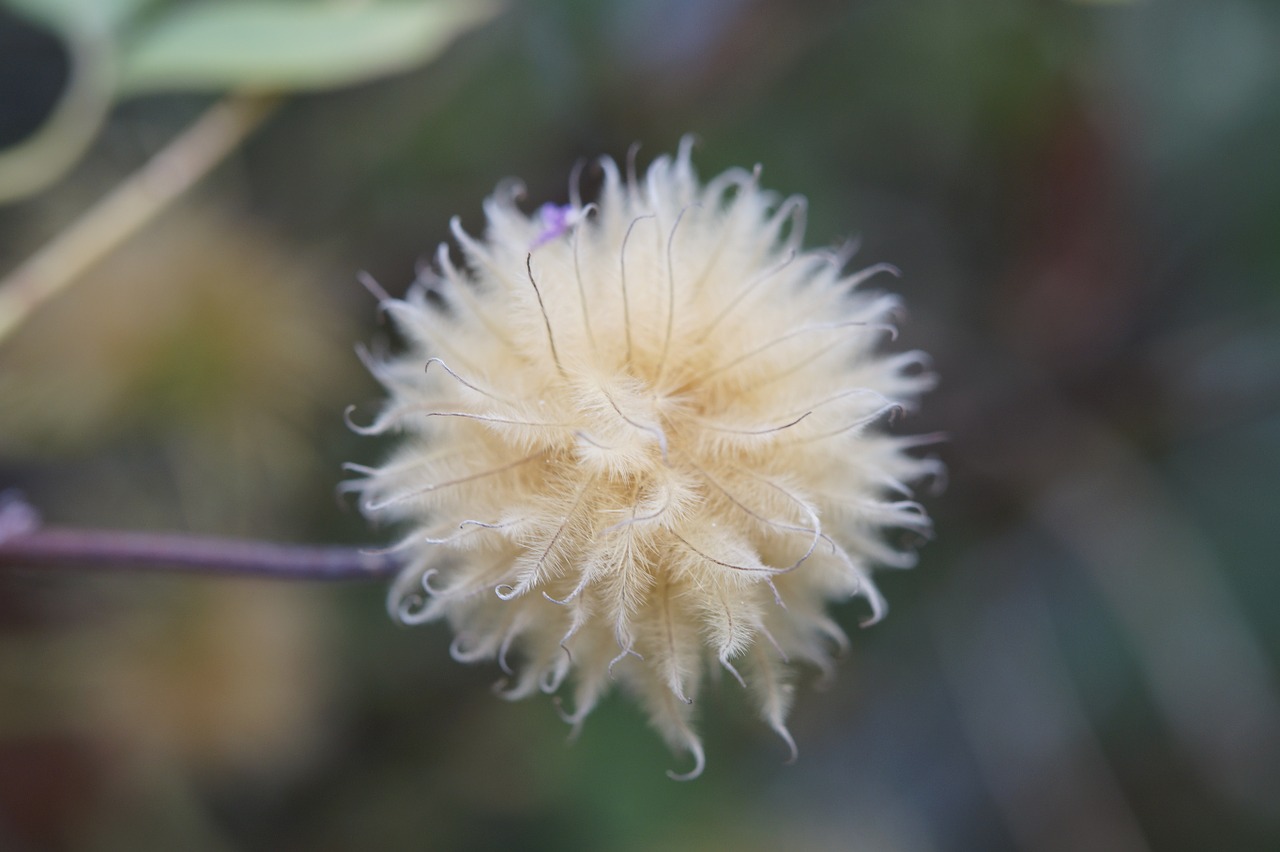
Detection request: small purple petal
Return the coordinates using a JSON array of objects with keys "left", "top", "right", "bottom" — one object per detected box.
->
[
  {"left": 531, "top": 203, "right": 577, "bottom": 249},
  {"left": 0, "top": 491, "right": 40, "bottom": 542}
]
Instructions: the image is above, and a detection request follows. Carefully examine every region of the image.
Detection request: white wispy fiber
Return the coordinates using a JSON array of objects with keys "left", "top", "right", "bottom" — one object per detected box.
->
[{"left": 347, "top": 139, "right": 941, "bottom": 779}]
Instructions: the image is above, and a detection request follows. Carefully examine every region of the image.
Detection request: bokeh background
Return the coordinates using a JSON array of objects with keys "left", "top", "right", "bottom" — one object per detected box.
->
[{"left": 2, "top": 0, "right": 1279, "bottom": 849}]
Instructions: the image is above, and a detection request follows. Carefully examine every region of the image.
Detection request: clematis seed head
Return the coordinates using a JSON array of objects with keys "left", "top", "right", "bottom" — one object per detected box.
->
[{"left": 347, "top": 138, "right": 940, "bottom": 779}]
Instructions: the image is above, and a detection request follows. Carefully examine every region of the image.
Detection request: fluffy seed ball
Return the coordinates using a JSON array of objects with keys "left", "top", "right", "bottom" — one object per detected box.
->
[{"left": 348, "top": 140, "right": 939, "bottom": 779}]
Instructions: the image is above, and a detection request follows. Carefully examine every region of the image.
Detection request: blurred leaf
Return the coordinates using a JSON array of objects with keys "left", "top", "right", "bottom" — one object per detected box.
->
[
  {"left": 117, "top": 0, "right": 502, "bottom": 94},
  {"left": 1, "top": 0, "right": 156, "bottom": 34}
]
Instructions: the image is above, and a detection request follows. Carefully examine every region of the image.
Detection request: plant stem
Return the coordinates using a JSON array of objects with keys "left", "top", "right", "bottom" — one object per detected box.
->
[
  {"left": 0, "top": 91, "right": 281, "bottom": 344},
  {"left": 0, "top": 527, "right": 398, "bottom": 581},
  {"left": 0, "top": 31, "right": 115, "bottom": 203}
]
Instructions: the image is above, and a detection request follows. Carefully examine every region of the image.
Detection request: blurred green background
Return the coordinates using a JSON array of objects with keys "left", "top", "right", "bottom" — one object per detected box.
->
[{"left": 1, "top": 0, "right": 1278, "bottom": 849}]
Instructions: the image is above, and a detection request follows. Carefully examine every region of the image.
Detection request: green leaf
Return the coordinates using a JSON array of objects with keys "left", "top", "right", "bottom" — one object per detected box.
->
[
  {"left": 116, "top": 0, "right": 502, "bottom": 94},
  {"left": 1, "top": 0, "right": 157, "bottom": 35}
]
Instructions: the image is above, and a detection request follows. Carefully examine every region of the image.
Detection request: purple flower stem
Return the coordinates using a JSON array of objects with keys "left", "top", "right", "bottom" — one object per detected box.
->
[{"left": 0, "top": 527, "right": 398, "bottom": 582}]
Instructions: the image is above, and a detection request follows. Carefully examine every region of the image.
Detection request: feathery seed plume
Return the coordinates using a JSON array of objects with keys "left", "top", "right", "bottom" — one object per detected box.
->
[{"left": 347, "top": 139, "right": 940, "bottom": 779}]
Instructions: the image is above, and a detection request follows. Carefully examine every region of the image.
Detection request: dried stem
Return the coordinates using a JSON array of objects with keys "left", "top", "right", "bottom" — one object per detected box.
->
[
  {"left": 0, "top": 91, "right": 281, "bottom": 344},
  {"left": 0, "top": 527, "right": 397, "bottom": 582}
]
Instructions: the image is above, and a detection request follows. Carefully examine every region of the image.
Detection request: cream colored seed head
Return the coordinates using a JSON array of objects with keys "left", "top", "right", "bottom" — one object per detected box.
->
[{"left": 347, "top": 139, "right": 940, "bottom": 779}]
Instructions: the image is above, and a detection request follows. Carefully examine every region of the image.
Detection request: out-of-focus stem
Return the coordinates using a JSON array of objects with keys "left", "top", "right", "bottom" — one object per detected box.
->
[
  {"left": 0, "top": 91, "right": 281, "bottom": 344},
  {"left": 0, "top": 527, "right": 397, "bottom": 581},
  {"left": 0, "top": 31, "right": 115, "bottom": 203}
]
